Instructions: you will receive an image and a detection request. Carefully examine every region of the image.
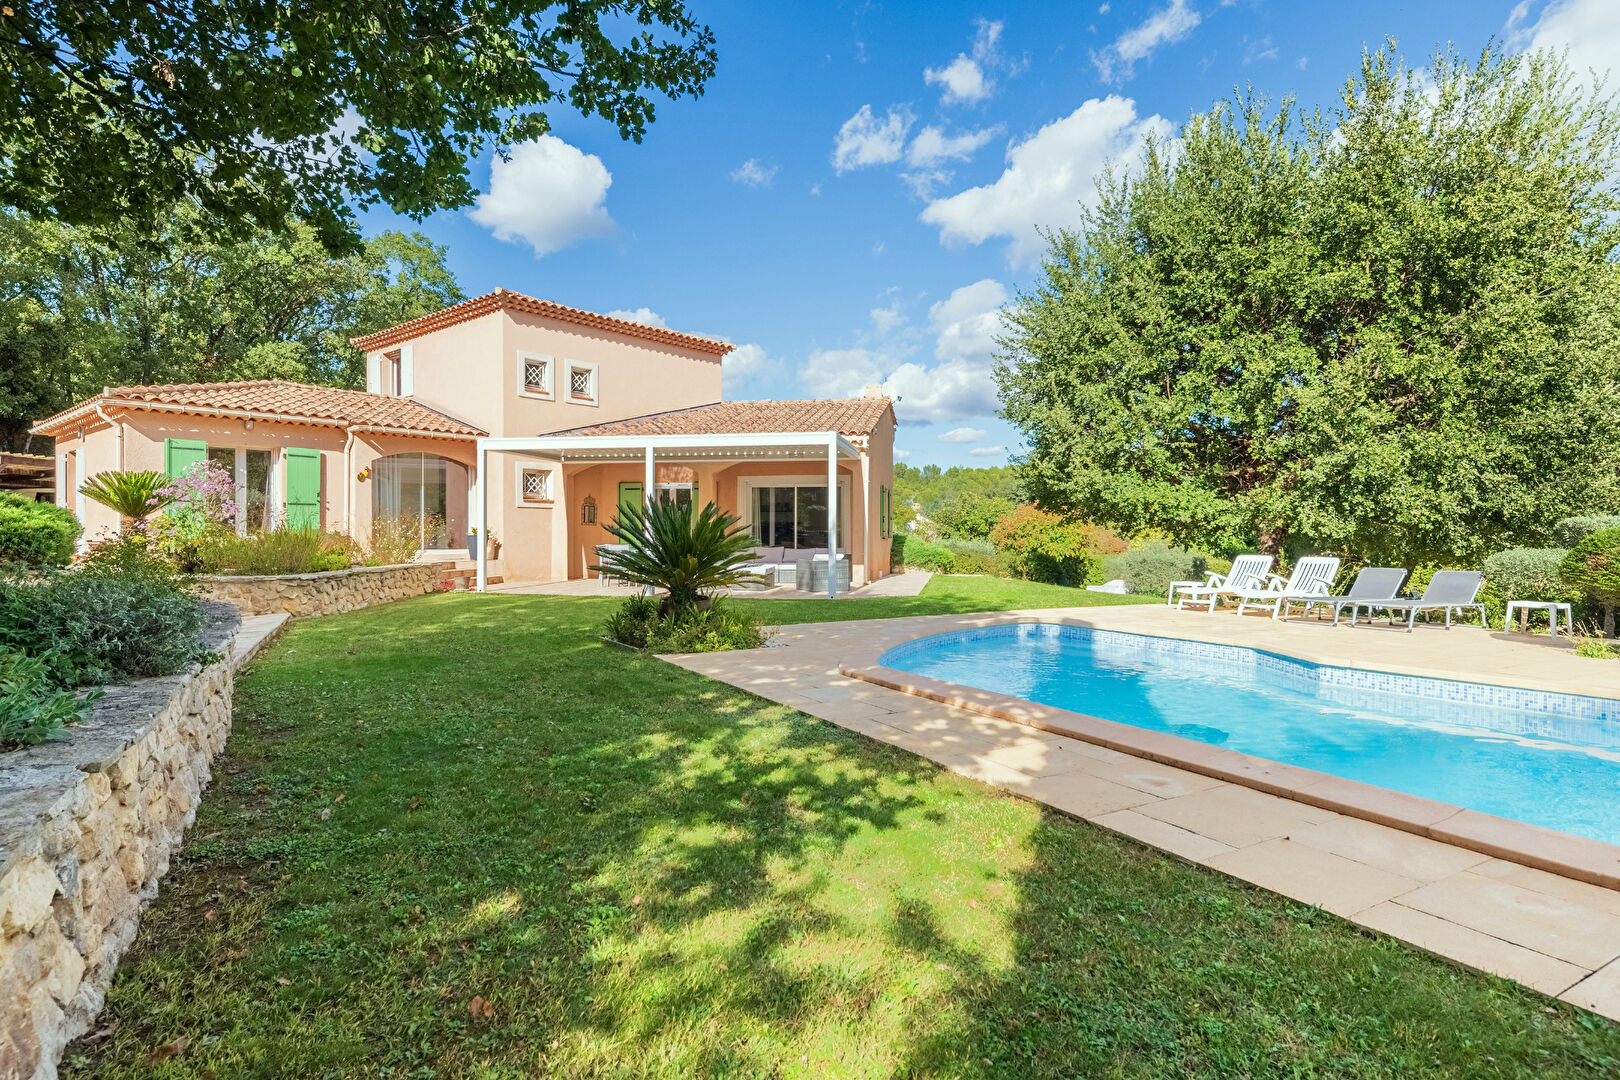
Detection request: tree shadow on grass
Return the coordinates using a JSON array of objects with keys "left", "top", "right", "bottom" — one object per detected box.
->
[
  {"left": 892, "top": 807, "right": 1620, "bottom": 1079},
  {"left": 64, "top": 595, "right": 982, "bottom": 1077}
]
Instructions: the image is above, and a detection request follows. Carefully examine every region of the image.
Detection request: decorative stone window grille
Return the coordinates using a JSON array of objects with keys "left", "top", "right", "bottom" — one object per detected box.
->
[
  {"left": 520, "top": 467, "right": 551, "bottom": 504},
  {"left": 566, "top": 362, "right": 598, "bottom": 404},
  {"left": 517, "top": 352, "right": 553, "bottom": 398}
]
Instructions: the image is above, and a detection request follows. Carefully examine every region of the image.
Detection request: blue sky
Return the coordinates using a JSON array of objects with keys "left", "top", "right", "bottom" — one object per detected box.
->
[{"left": 356, "top": 0, "right": 1613, "bottom": 467}]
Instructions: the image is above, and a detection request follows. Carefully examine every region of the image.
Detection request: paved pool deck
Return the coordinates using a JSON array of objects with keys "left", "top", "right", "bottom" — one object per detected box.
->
[{"left": 664, "top": 604, "right": 1620, "bottom": 1022}]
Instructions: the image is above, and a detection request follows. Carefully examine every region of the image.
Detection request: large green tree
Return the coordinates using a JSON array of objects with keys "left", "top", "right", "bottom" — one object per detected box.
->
[
  {"left": 0, "top": 210, "right": 462, "bottom": 449},
  {"left": 999, "top": 44, "right": 1620, "bottom": 563},
  {"left": 0, "top": 1, "right": 717, "bottom": 249}
]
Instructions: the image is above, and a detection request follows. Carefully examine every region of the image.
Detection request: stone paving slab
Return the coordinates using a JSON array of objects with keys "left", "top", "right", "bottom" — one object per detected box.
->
[{"left": 664, "top": 605, "right": 1620, "bottom": 1022}]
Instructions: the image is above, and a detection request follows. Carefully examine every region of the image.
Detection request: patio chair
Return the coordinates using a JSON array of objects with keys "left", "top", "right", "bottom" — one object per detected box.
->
[
  {"left": 1174, "top": 554, "right": 1275, "bottom": 613},
  {"left": 1231, "top": 556, "right": 1343, "bottom": 618},
  {"left": 1345, "top": 570, "right": 1487, "bottom": 632},
  {"left": 1281, "top": 566, "right": 1407, "bottom": 624}
]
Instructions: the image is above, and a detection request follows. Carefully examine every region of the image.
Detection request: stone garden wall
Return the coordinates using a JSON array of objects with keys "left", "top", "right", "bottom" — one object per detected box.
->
[
  {"left": 0, "top": 606, "right": 275, "bottom": 1080},
  {"left": 196, "top": 561, "right": 439, "bottom": 617}
]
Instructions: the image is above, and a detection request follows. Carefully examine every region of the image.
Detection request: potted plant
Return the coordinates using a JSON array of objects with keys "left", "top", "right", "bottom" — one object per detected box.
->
[{"left": 467, "top": 527, "right": 501, "bottom": 561}]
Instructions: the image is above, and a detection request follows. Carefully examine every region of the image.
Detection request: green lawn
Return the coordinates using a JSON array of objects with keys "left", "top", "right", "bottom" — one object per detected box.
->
[
  {"left": 731, "top": 573, "right": 1160, "bottom": 625},
  {"left": 63, "top": 589, "right": 1619, "bottom": 1078}
]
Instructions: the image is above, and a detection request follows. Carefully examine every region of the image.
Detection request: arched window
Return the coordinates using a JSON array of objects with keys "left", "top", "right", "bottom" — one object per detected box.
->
[{"left": 371, "top": 452, "right": 469, "bottom": 550}]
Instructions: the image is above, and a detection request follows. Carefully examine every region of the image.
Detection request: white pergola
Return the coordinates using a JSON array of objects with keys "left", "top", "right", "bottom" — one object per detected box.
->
[{"left": 474, "top": 431, "right": 864, "bottom": 597}]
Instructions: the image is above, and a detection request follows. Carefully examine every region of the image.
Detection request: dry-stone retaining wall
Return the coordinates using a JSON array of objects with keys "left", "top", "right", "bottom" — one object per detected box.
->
[
  {"left": 196, "top": 562, "right": 438, "bottom": 617},
  {"left": 0, "top": 606, "right": 280, "bottom": 1080}
]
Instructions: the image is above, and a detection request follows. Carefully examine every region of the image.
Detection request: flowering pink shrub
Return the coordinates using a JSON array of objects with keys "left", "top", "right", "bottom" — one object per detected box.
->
[
  {"left": 156, "top": 460, "right": 238, "bottom": 527},
  {"left": 150, "top": 460, "right": 238, "bottom": 570}
]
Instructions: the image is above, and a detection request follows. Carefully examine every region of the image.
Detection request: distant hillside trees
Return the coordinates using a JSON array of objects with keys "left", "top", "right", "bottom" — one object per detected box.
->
[{"left": 999, "top": 43, "right": 1620, "bottom": 564}]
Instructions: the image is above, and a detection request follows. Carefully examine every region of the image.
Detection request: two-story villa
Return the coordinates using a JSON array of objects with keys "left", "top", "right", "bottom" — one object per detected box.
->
[{"left": 31, "top": 289, "right": 897, "bottom": 593}]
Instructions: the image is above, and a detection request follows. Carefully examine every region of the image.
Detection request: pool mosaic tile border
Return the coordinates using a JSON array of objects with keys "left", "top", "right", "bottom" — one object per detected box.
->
[{"left": 879, "top": 621, "right": 1620, "bottom": 724}]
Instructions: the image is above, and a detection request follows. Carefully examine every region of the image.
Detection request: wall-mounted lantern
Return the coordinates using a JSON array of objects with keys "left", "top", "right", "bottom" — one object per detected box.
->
[
  {"left": 581, "top": 494, "right": 597, "bottom": 525},
  {"left": 356, "top": 466, "right": 371, "bottom": 482}
]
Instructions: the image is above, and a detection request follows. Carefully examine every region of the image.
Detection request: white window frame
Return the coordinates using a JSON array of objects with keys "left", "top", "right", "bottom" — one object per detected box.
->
[
  {"left": 516, "top": 464, "right": 554, "bottom": 507},
  {"left": 565, "top": 360, "right": 599, "bottom": 406},
  {"left": 737, "top": 475, "right": 851, "bottom": 550},
  {"left": 384, "top": 350, "right": 402, "bottom": 397},
  {"left": 516, "top": 350, "right": 555, "bottom": 400}
]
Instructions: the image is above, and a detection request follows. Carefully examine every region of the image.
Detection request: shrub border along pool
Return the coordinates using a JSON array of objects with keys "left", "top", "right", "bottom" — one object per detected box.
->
[
  {"left": 0, "top": 608, "right": 285, "bottom": 1078},
  {"left": 840, "top": 615, "right": 1620, "bottom": 891}
]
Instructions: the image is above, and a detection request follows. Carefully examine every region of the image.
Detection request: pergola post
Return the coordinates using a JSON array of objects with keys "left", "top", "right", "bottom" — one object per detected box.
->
[
  {"left": 826, "top": 433, "right": 838, "bottom": 599},
  {"left": 643, "top": 443, "right": 655, "bottom": 598},
  {"left": 474, "top": 442, "right": 488, "bottom": 592}
]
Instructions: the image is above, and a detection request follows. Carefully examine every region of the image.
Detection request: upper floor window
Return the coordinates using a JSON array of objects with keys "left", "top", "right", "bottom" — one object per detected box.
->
[
  {"left": 517, "top": 351, "right": 554, "bottom": 399},
  {"left": 567, "top": 360, "right": 599, "bottom": 406},
  {"left": 383, "top": 350, "right": 402, "bottom": 396}
]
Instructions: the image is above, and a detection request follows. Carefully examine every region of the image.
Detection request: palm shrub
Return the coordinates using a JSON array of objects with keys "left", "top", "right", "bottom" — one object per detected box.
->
[
  {"left": 79, "top": 470, "right": 171, "bottom": 529},
  {"left": 595, "top": 499, "right": 763, "bottom": 614},
  {"left": 0, "top": 493, "right": 81, "bottom": 568},
  {"left": 1562, "top": 527, "right": 1620, "bottom": 637}
]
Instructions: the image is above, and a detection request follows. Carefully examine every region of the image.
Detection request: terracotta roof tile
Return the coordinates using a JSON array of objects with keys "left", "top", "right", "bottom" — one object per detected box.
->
[
  {"left": 349, "top": 288, "right": 734, "bottom": 357},
  {"left": 30, "top": 380, "right": 485, "bottom": 439},
  {"left": 548, "top": 398, "right": 895, "bottom": 439}
]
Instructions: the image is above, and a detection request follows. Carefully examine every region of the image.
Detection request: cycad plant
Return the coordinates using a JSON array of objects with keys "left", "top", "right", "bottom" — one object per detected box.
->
[
  {"left": 595, "top": 497, "right": 764, "bottom": 614},
  {"left": 79, "top": 470, "right": 172, "bottom": 529}
]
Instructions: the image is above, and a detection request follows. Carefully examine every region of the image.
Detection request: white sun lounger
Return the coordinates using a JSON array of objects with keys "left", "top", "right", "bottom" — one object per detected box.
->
[
  {"left": 1346, "top": 570, "right": 1487, "bottom": 632},
  {"left": 1282, "top": 566, "right": 1408, "bottom": 624},
  {"left": 1174, "top": 554, "right": 1274, "bottom": 613},
  {"left": 1231, "top": 556, "right": 1343, "bottom": 618}
]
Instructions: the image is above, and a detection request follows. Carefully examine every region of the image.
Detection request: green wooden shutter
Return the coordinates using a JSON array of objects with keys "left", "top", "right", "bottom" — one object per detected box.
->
[
  {"left": 163, "top": 438, "right": 207, "bottom": 479},
  {"left": 617, "top": 482, "right": 643, "bottom": 525},
  {"left": 284, "top": 448, "right": 322, "bottom": 530},
  {"left": 879, "top": 485, "right": 889, "bottom": 538}
]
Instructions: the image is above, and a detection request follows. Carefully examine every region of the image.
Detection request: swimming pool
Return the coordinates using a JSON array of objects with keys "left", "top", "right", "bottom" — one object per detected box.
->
[{"left": 878, "top": 623, "right": 1620, "bottom": 845}]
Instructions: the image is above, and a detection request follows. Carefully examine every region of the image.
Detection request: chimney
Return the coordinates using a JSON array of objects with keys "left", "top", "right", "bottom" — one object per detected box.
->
[{"left": 862, "top": 384, "right": 885, "bottom": 399}]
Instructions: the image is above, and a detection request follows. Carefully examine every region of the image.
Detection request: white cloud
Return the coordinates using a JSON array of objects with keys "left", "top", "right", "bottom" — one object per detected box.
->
[
  {"left": 870, "top": 298, "right": 906, "bottom": 335},
  {"left": 797, "top": 277, "right": 1013, "bottom": 426},
  {"left": 924, "top": 19, "right": 1007, "bottom": 106},
  {"left": 1508, "top": 0, "right": 1620, "bottom": 87},
  {"left": 969, "top": 445, "right": 1008, "bottom": 457},
  {"left": 900, "top": 169, "right": 954, "bottom": 199},
  {"left": 605, "top": 307, "right": 665, "bottom": 327},
  {"left": 895, "top": 448, "right": 912, "bottom": 461},
  {"left": 730, "top": 157, "right": 778, "bottom": 188},
  {"left": 832, "top": 105, "right": 914, "bottom": 173},
  {"left": 939, "top": 426, "right": 987, "bottom": 443},
  {"left": 906, "top": 125, "right": 1001, "bottom": 167},
  {"left": 1243, "top": 35, "right": 1279, "bottom": 65},
  {"left": 925, "top": 56, "right": 990, "bottom": 106},
  {"left": 468, "top": 136, "right": 614, "bottom": 257},
  {"left": 1092, "top": 0, "right": 1201, "bottom": 84},
  {"left": 920, "top": 97, "right": 1170, "bottom": 265},
  {"left": 930, "top": 279, "right": 1009, "bottom": 362},
  {"left": 722, "top": 342, "right": 769, "bottom": 397}
]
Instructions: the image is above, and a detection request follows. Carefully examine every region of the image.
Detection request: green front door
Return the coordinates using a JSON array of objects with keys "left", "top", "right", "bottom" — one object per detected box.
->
[
  {"left": 616, "top": 482, "right": 643, "bottom": 529},
  {"left": 284, "top": 448, "right": 322, "bottom": 530}
]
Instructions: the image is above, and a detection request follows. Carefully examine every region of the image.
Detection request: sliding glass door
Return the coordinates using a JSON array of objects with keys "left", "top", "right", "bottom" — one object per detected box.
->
[
  {"left": 750, "top": 483, "right": 847, "bottom": 550},
  {"left": 371, "top": 453, "right": 468, "bottom": 549}
]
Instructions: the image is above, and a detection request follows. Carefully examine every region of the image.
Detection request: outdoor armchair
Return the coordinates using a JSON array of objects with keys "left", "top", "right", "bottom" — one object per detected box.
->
[
  {"left": 1230, "top": 556, "right": 1343, "bottom": 618},
  {"left": 1174, "top": 554, "right": 1275, "bottom": 613}
]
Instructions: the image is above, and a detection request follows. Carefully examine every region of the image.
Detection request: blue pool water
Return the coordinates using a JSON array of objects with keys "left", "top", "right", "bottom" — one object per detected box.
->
[{"left": 880, "top": 624, "right": 1620, "bottom": 845}]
